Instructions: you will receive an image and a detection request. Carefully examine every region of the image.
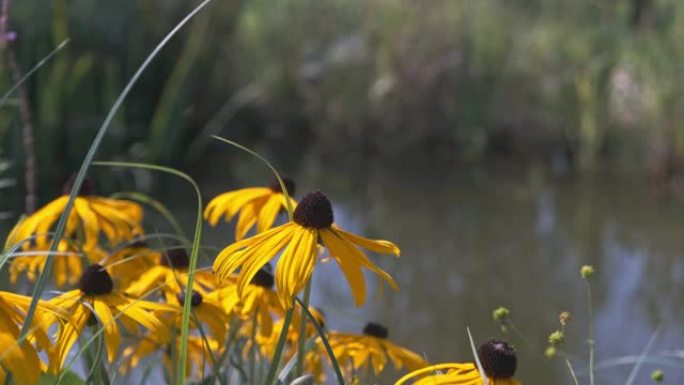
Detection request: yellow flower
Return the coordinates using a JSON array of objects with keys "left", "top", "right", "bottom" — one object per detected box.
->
[
  {"left": 6, "top": 177, "right": 143, "bottom": 251},
  {"left": 328, "top": 322, "right": 427, "bottom": 376},
  {"left": 205, "top": 177, "right": 297, "bottom": 240},
  {"left": 0, "top": 291, "right": 66, "bottom": 385},
  {"left": 395, "top": 340, "right": 521, "bottom": 385},
  {"left": 213, "top": 191, "right": 400, "bottom": 308},
  {"left": 47, "top": 264, "right": 177, "bottom": 373},
  {"left": 169, "top": 290, "right": 229, "bottom": 343},
  {"left": 125, "top": 248, "right": 216, "bottom": 303},
  {"left": 9, "top": 240, "right": 86, "bottom": 288},
  {"left": 211, "top": 264, "right": 284, "bottom": 337}
]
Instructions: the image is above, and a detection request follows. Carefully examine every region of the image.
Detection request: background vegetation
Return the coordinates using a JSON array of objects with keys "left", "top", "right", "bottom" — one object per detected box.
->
[{"left": 2, "top": 0, "right": 684, "bottom": 204}]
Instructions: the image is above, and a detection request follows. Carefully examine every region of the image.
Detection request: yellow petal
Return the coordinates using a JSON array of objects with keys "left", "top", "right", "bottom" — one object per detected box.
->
[{"left": 93, "top": 299, "right": 120, "bottom": 362}]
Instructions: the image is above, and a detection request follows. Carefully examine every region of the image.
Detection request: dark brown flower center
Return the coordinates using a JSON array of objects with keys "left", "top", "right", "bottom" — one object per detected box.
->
[
  {"left": 269, "top": 177, "right": 296, "bottom": 196},
  {"left": 62, "top": 173, "right": 94, "bottom": 196},
  {"left": 293, "top": 191, "right": 333, "bottom": 229},
  {"left": 160, "top": 249, "right": 189, "bottom": 269},
  {"left": 363, "top": 322, "right": 388, "bottom": 339},
  {"left": 477, "top": 339, "right": 517, "bottom": 379},
  {"left": 177, "top": 290, "right": 203, "bottom": 307},
  {"left": 79, "top": 264, "right": 114, "bottom": 296},
  {"left": 251, "top": 264, "right": 275, "bottom": 289}
]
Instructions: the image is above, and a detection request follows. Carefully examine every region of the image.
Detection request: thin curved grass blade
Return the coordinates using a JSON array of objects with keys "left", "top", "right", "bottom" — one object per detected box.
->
[{"left": 93, "top": 160, "right": 204, "bottom": 385}]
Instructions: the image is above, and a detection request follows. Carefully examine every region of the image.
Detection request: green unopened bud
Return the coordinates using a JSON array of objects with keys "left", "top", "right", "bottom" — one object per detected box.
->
[
  {"left": 580, "top": 265, "right": 595, "bottom": 279},
  {"left": 545, "top": 346, "right": 557, "bottom": 358},
  {"left": 548, "top": 330, "right": 564, "bottom": 346},
  {"left": 492, "top": 307, "right": 510, "bottom": 322},
  {"left": 559, "top": 311, "right": 571, "bottom": 326},
  {"left": 651, "top": 369, "right": 664, "bottom": 382}
]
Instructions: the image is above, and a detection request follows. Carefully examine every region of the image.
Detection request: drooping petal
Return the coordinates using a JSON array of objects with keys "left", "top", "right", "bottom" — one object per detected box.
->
[
  {"left": 274, "top": 227, "right": 317, "bottom": 308},
  {"left": 93, "top": 299, "right": 120, "bottom": 362},
  {"left": 320, "top": 229, "right": 367, "bottom": 306},
  {"left": 256, "top": 194, "right": 283, "bottom": 233},
  {"left": 333, "top": 226, "right": 400, "bottom": 256},
  {"left": 236, "top": 224, "right": 298, "bottom": 297},
  {"left": 49, "top": 302, "right": 90, "bottom": 374}
]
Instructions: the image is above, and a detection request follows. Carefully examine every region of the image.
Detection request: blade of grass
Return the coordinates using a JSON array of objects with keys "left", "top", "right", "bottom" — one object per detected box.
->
[
  {"left": 624, "top": 326, "right": 661, "bottom": 385},
  {"left": 294, "top": 297, "right": 345, "bottom": 385},
  {"left": 92, "top": 160, "right": 203, "bottom": 385},
  {"left": 211, "top": 135, "right": 294, "bottom": 219},
  {"left": 467, "top": 327, "right": 489, "bottom": 385},
  {"left": 110, "top": 191, "right": 186, "bottom": 239},
  {"left": 0, "top": 38, "right": 69, "bottom": 109},
  {"left": 17, "top": 0, "right": 214, "bottom": 342}
]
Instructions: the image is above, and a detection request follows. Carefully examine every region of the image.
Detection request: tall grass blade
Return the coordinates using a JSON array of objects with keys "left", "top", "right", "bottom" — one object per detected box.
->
[
  {"left": 17, "top": 0, "right": 214, "bottom": 342},
  {"left": 265, "top": 308, "right": 294, "bottom": 385},
  {"left": 92, "top": 161, "right": 204, "bottom": 385},
  {"left": 295, "top": 297, "right": 345, "bottom": 385},
  {"left": 624, "top": 326, "right": 661, "bottom": 385},
  {"left": 0, "top": 38, "right": 69, "bottom": 109},
  {"left": 467, "top": 327, "right": 489, "bottom": 385},
  {"left": 211, "top": 135, "right": 294, "bottom": 219}
]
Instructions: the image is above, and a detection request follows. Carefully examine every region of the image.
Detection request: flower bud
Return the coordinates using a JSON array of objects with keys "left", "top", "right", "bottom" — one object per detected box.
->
[
  {"left": 580, "top": 265, "right": 595, "bottom": 279},
  {"left": 651, "top": 369, "right": 664, "bottom": 382},
  {"left": 548, "top": 330, "right": 564, "bottom": 346},
  {"left": 492, "top": 307, "right": 510, "bottom": 322}
]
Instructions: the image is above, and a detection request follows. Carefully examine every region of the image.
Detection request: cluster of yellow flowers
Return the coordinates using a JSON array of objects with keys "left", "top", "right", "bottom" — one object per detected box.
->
[{"left": 0, "top": 175, "right": 521, "bottom": 385}]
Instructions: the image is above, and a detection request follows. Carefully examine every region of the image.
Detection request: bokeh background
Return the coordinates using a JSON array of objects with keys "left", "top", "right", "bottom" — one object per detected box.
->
[{"left": 1, "top": 0, "right": 684, "bottom": 384}]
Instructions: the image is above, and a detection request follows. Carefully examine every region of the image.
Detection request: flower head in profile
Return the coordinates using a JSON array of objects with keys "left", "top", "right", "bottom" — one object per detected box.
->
[
  {"left": 171, "top": 290, "right": 229, "bottom": 342},
  {"left": 211, "top": 264, "right": 284, "bottom": 337},
  {"left": 328, "top": 322, "right": 428, "bottom": 376},
  {"left": 8, "top": 240, "right": 87, "bottom": 288},
  {"left": 205, "top": 177, "right": 297, "bottom": 240},
  {"left": 213, "top": 191, "right": 400, "bottom": 308},
  {"left": 395, "top": 339, "right": 521, "bottom": 385},
  {"left": 47, "top": 264, "right": 177, "bottom": 373},
  {"left": 6, "top": 176, "right": 143, "bottom": 252}
]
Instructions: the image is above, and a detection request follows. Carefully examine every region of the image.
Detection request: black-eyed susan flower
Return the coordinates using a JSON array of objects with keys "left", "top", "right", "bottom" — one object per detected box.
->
[
  {"left": 328, "top": 322, "right": 427, "bottom": 376},
  {"left": 394, "top": 340, "right": 521, "bottom": 385},
  {"left": 6, "top": 177, "right": 143, "bottom": 252},
  {"left": 125, "top": 248, "right": 216, "bottom": 303},
  {"left": 8, "top": 240, "right": 86, "bottom": 288},
  {"left": 205, "top": 177, "right": 297, "bottom": 240},
  {"left": 213, "top": 191, "right": 400, "bottom": 308},
  {"left": 47, "top": 264, "right": 177, "bottom": 372},
  {"left": 0, "top": 291, "right": 65, "bottom": 385},
  {"left": 171, "top": 290, "right": 229, "bottom": 343},
  {"left": 212, "top": 264, "right": 283, "bottom": 337}
]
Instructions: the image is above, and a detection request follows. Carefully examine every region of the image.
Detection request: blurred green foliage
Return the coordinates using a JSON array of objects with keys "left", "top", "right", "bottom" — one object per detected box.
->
[{"left": 1, "top": 0, "right": 684, "bottom": 200}]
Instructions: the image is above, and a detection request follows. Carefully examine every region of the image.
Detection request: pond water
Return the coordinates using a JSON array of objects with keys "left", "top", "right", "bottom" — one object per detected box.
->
[
  {"left": 3, "top": 148, "right": 682, "bottom": 384},
  {"left": 195, "top": 150, "right": 684, "bottom": 384}
]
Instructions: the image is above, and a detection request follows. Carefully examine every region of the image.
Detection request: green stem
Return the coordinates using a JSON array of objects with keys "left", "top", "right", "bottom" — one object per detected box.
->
[
  {"left": 564, "top": 356, "right": 580, "bottom": 385},
  {"left": 586, "top": 282, "right": 595, "bottom": 385},
  {"left": 264, "top": 306, "right": 294, "bottom": 385},
  {"left": 294, "top": 297, "right": 345, "bottom": 385},
  {"left": 250, "top": 308, "right": 259, "bottom": 384},
  {"left": 294, "top": 280, "right": 312, "bottom": 378}
]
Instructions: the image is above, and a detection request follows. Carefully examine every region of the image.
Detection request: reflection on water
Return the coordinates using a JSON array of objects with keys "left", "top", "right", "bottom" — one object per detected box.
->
[{"left": 199, "top": 150, "right": 683, "bottom": 384}]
